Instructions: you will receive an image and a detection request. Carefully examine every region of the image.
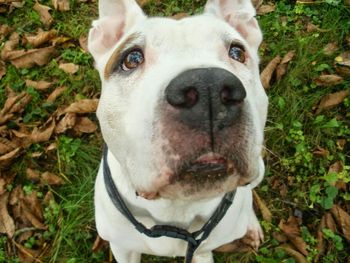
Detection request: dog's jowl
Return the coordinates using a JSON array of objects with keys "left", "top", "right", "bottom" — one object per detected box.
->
[{"left": 88, "top": 0, "right": 268, "bottom": 262}]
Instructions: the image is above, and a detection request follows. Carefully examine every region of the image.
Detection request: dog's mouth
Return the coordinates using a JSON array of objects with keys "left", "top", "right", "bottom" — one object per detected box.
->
[{"left": 176, "top": 153, "right": 235, "bottom": 181}]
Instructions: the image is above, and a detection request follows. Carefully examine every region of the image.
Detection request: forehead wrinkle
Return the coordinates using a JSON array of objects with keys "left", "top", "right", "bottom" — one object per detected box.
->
[{"left": 104, "top": 32, "right": 144, "bottom": 79}]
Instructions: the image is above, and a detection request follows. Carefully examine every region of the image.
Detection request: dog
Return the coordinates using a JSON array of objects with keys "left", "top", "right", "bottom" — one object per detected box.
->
[{"left": 88, "top": 0, "right": 268, "bottom": 262}]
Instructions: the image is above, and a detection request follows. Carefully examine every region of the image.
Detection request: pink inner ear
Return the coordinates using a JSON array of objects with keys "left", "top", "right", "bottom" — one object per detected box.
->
[{"left": 88, "top": 17, "right": 125, "bottom": 58}]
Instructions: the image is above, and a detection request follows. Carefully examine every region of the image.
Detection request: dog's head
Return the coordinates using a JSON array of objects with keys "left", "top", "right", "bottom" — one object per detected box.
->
[{"left": 88, "top": 0, "right": 268, "bottom": 200}]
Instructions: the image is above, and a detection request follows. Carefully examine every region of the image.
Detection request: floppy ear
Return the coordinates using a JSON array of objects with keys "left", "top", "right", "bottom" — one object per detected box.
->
[
  {"left": 88, "top": 0, "right": 145, "bottom": 61},
  {"left": 204, "top": 0, "right": 262, "bottom": 50}
]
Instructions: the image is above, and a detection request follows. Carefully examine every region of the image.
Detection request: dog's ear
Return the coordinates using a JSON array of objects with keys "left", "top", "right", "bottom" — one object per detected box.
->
[
  {"left": 204, "top": 0, "right": 262, "bottom": 50},
  {"left": 88, "top": 0, "right": 145, "bottom": 61}
]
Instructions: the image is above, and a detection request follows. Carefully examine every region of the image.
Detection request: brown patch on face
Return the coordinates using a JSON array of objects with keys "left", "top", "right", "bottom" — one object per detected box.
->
[{"left": 104, "top": 32, "right": 142, "bottom": 79}]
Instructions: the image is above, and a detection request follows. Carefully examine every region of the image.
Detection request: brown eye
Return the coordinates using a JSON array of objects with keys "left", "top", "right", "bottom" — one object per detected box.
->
[
  {"left": 229, "top": 44, "right": 245, "bottom": 63},
  {"left": 121, "top": 49, "right": 144, "bottom": 71}
]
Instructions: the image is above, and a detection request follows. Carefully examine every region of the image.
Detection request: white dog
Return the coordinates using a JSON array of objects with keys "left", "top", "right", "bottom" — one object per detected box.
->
[{"left": 88, "top": 0, "right": 268, "bottom": 262}]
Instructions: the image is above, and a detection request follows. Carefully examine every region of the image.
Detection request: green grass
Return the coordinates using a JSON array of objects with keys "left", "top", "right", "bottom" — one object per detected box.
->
[{"left": 0, "top": 0, "right": 349, "bottom": 262}]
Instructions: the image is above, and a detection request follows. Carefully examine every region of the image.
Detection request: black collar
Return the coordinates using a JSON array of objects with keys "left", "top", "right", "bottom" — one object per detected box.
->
[{"left": 103, "top": 145, "right": 236, "bottom": 263}]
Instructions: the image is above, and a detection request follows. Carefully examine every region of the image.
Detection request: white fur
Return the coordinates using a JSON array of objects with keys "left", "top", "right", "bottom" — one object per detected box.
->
[{"left": 89, "top": 0, "right": 268, "bottom": 261}]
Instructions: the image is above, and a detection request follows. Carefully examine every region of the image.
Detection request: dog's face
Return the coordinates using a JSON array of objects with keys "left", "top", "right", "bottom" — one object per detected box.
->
[{"left": 89, "top": 0, "right": 268, "bottom": 200}]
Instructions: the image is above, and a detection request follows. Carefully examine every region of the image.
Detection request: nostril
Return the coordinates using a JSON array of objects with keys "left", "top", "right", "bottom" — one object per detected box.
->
[
  {"left": 166, "top": 86, "right": 199, "bottom": 108},
  {"left": 220, "top": 85, "right": 246, "bottom": 106},
  {"left": 184, "top": 87, "right": 198, "bottom": 108}
]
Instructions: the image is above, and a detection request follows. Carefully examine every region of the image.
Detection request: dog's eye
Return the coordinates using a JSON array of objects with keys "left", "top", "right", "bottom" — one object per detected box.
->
[
  {"left": 121, "top": 49, "right": 144, "bottom": 71},
  {"left": 229, "top": 44, "right": 245, "bottom": 63}
]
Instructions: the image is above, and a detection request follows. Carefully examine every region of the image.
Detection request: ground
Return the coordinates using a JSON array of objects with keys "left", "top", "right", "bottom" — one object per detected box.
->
[{"left": 0, "top": 0, "right": 349, "bottom": 262}]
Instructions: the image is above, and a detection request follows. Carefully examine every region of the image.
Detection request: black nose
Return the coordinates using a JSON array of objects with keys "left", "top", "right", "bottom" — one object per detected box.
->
[{"left": 165, "top": 67, "right": 246, "bottom": 131}]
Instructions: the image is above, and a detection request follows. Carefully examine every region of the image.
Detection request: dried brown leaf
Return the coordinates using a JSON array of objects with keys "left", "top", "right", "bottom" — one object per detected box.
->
[
  {"left": 15, "top": 241, "right": 43, "bottom": 263},
  {"left": 52, "top": 0, "right": 70, "bottom": 11},
  {"left": 26, "top": 168, "right": 40, "bottom": 182},
  {"left": 41, "top": 171, "right": 64, "bottom": 185},
  {"left": 276, "top": 50, "right": 295, "bottom": 81},
  {"left": 55, "top": 112, "right": 76, "bottom": 133},
  {"left": 278, "top": 244, "right": 308, "bottom": 263},
  {"left": 9, "top": 46, "right": 56, "bottom": 69},
  {"left": 79, "top": 35, "right": 88, "bottom": 53},
  {"left": 279, "top": 216, "right": 309, "bottom": 256},
  {"left": 24, "top": 30, "right": 56, "bottom": 48},
  {"left": 0, "top": 137, "right": 15, "bottom": 155},
  {"left": 315, "top": 214, "right": 327, "bottom": 262},
  {"left": 0, "top": 60, "right": 6, "bottom": 80},
  {"left": 25, "top": 79, "right": 52, "bottom": 90},
  {"left": 335, "top": 52, "right": 350, "bottom": 77},
  {"left": 253, "top": 190, "right": 272, "bottom": 222},
  {"left": 313, "top": 146, "right": 329, "bottom": 157},
  {"left": 22, "top": 205, "right": 46, "bottom": 229},
  {"left": 59, "top": 62, "right": 79, "bottom": 74},
  {"left": 9, "top": 185, "right": 24, "bottom": 206},
  {"left": 74, "top": 116, "right": 98, "bottom": 133},
  {"left": 328, "top": 161, "right": 343, "bottom": 174},
  {"left": 330, "top": 205, "right": 350, "bottom": 243},
  {"left": 1, "top": 32, "right": 19, "bottom": 60},
  {"left": 315, "top": 74, "right": 344, "bottom": 87},
  {"left": 0, "top": 147, "right": 21, "bottom": 168},
  {"left": 46, "top": 86, "right": 66, "bottom": 103},
  {"left": 0, "top": 178, "right": 5, "bottom": 195},
  {"left": 257, "top": 3, "right": 275, "bottom": 15},
  {"left": 33, "top": 2, "right": 53, "bottom": 27},
  {"left": 51, "top": 36, "right": 70, "bottom": 46},
  {"left": 23, "top": 191, "right": 43, "bottom": 220},
  {"left": 137, "top": 0, "right": 151, "bottom": 6},
  {"left": 323, "top": 42, "right": 338, "bottom": 56},
  {"left": 172, "top": 12, "right": 188, "bottom": 20},
  {"left": 92, "top": 235, "right": 108, "bottom": 252},
  {"left": 30, "top": 119, "right": 55, "bottom": 143},
  {"left": 315, "top": 89, "right": 350, "bottom": 114},
  {"left": 260, "top": 55, "right": 281, "bottom": 89},
  {"left": 252, "top": 0, "right": 263, "bottom": 9},
  {"left": 0, "top": 24, "right": 12, "bottom": 42},
  {"left": 64, "top": 99, "right": 99, "bottom": 114},
  {"left": 0, "top": 192, "right": 15, "bottom": 237}
]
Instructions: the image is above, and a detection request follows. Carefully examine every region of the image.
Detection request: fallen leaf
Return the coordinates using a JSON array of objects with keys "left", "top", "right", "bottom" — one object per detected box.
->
[
  {"left": 25, "top": 79, "right": 52, "bottom": 90},
  {"left": 253, "top": 190, "right": 272, "bottom": 222},
  {"left": 41, "top": 171, "right": 64, "bottom": 185},
  {"left": 8, "top": 46, "right": 56, "bottom": 69},
  {"left": 46, "top": 86, "right": 66, "bottom": 102},
  {"left": 279, "top": 216, "right": 309, "bottom": 256},
  {"left": 260, "top": 55, "right": 281, "bottom": 89},
  {"left": 315, "top": 89, "right": 350, "bottom": 114},
  {"left": 0, "top": 147, "right": 21, "bottom": 168},
  {"left": 276, "top": 50, "right": 295, "bottom": 81},
  {"left": 51, "top": 36, "right": 70, "bottom": 46},
  {"left": 330, "top": 205, "right": 350, "bottom": 243},
  {"left": 0, "top": 178, "right": 5, "bottom": 195},
  {"left": 172, "top": 13, "right": 188, "bottom": 20},
  {"left": 315, "top": 214, "right": 327, "bottom": 262},
  {"left": 33, "top": 2, "right": 53, "bottom": 27},
  {"left": 52, "top": 0, "right": 70, "bottom": 11},
  {"left": 1, "top": 32, "right": 19, "bottom": 60},
  {"left": 328, "top": 161, "right": 343, "bottom": 174},
  {"left": 0, "top": 137, "right": 15, "bottom": 155},
  {"left": 278, "top": 244, "right": 308, "bottom": 263},
  {"left": 64, "top": 99, "right": 99, "bottom": 114},
  {"left": 315, "top": 74, "right": 344, "bottom": 87},
  {"left": 313, "top": 146, "right": 329, "bottom": 157},
  {"left": 335, "top": 52, "right": 350, "bottom": 77},
  {"left": 252, "top": 0, "right": 263, "bottom": 9},
  {"left": 257, "top": 3, "right": 275, "bottom": 15},
  {"left": 79, "top": 35, "right": 88, "bottom": 53},
  {"left": 92, "top": 235, "right": 108, "bottom": 252},
  {"left": 73, "top": 116, "right": 98, "bottom": 133},
  {"left": 59, "top": 62, "right": 79, "bottom": 74},
  {"left": 337, "top": 139, "right": 346, "bottom": 150},
  {"left": 0, "top": 60, "right": 6, "bottom": 80},
  {"left": 22, "top": 204, "right": 46, "bottom": 229},
  {"left": 26, "top": 168, "right": 40, "bottom": 182},
  {"left": 323, "top": 42, "right": 338, "bottom": 56},
  {"left": 30, "top": 119, "right": 55, "bottom": 143},
  {"left": 0, "top": 92, "right": 31, "bottom": 125},
  {"left": 0, "top": 24, "right": 12, "bottom": 42},
  {"left": 55, "top": 112, "right": 77, "bottom": 133},
  {"left": 0, "top": 192, "right": 15, "bottom": 237},
  {"left": 14, "top": 240, "right": 42, "bottom": 263},
  {"left": 24, "top": 30, "right": 56, "bottom": 48}
]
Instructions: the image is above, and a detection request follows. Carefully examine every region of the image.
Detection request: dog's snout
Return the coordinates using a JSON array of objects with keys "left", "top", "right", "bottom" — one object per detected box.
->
[{"left": 165, "top": 67, "right": 246, "bottom": 131}]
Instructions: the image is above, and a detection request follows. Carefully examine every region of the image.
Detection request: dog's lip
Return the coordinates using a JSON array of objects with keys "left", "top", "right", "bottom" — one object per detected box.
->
[{"left": 178, "top": 153, "right": 234, "bottom": 179}]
